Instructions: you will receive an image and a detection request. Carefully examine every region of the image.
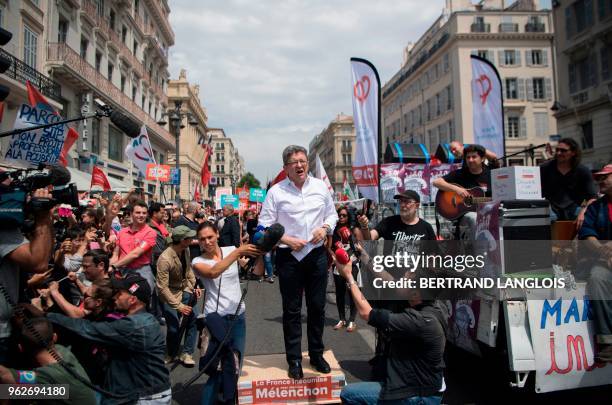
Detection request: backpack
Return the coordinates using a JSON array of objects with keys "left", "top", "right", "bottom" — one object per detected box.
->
[{"left": 149, "top": 222, "right": 168, "bottom": 270}]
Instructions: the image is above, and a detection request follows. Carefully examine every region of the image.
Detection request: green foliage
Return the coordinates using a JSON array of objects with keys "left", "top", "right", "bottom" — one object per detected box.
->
[{"left": 237, "top": 172, "right": 261, "bottom": 189}]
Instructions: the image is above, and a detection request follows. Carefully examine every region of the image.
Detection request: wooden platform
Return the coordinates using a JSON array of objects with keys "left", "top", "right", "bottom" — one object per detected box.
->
[{"left": 238, "top": 350, "right": 345, "bottom": 404}]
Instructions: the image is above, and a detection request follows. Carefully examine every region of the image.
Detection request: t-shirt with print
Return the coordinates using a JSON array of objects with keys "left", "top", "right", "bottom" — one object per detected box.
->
[
  {"left": 374, "top": 215, "right": 436, "bottom": 257},
  {"left": 442, "top": 167, "right": 491, "bottom": 197},
  {"left": 0, "top": 228, "right": 27, "bottom": 338}
]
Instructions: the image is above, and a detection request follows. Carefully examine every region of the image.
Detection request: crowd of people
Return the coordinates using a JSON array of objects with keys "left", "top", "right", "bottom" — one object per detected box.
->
[{"left": 0, "top": 140, "right": 609, "bottom": 405}]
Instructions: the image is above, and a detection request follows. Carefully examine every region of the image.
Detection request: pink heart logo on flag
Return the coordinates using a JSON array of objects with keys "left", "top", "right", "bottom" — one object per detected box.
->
[
  {"left": 476, "top": 74, "right": 492, "bottom": 105},
  {"left": 354, "top": 75, "right": 371, "bottom": 103}
]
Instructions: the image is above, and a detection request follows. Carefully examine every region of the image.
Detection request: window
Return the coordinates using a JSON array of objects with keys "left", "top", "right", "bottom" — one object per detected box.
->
[
  {"left": 121, "top": 26, "right": 127, "bottom": 44},
  {"left": 581, "top": 121, "right": 593, "bottom": 149},
  {"left": 343, "top": 154, "right": 352, "bottom": 164},
  {"left": 120, "top": 74, "right": 126, "bottom": 92},
  {"left": 133, "top": 40, "right": 138, "bottom": 55},
  {"left": 504, "top": 50, "right": 516, "bottom": 65},
  {"left": 23, "top": 27, "right": 38, "bottom": 68},
  {"left": 95, "top": 51, "right": 102, "bottom": 72},
  {"left": 109, "top": 9, "right": 116, "bottom": 30},
  {"left": 108, "top": 125, "right": 123, "bottom": 161},
  {"left": 532, "top": 78, "right": 545, "bottom": 99},
  {"left": 446, "top": 86, "right": 452, "bottom": 110},
  {"left": 477, "top": 49, "right": 488, "bottom": 60},
  {"left": 80, "top": 37, "right": 88, "bottom": 59},
  {"left": 141, "top": 95, "right": 145, "bottom": 109},
  {"left": 534, "top": 113, "right": 549, "bottom": 137},
  {"left": 91, "top": 118, "right": 100, "bottom": 154},
  {"left": 108, "top": 62, "right": 114, "bottom": 81},
  {"left": 531, "top": 50, "right": 543, "bottom": 65},
  {"left": 436, "top": 93, "right": 441, "bottom": 116},
  {"left": 505, "top": 78, "right": 518, "bottom": 99},
  {"left": 574, "top": 0, "right": 593, "bottom": 34},
  {"left": 58, "top": 19, "right": 68, "bottom": 43},
  {"left": 134, "top": 0, "right": 140, "bottom": 13},
  {"left": 507, "top": 116, "right": 520, "bottom": 138},
  {"left": 132, "top": 86, "right": 137, "bottom": 101},
  {"left": 95, "top": 0, "right": 104, "bottom": 17}
]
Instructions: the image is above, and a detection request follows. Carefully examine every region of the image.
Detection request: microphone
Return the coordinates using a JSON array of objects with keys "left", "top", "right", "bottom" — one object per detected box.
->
[
  {"left": 338, "top": 227, "right": 352, "bottom": 243},
  {"left": 109, "top": 110, "right": 141, "bottom": 138},
  {"left": 255, "top": 223, "right": 285, "bottom": 253},
  {"left": 334, "top": 241, "right": 350, "bottom": 265}
]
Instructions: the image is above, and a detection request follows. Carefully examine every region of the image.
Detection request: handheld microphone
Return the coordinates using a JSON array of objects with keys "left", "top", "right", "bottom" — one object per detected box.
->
[
  {"left": 334, "top": 241, "right": 350, "bottom": 265},
  {"left": 338, "top": 227, "right": 352, "bottom": 243},
  {"left": 255, "top": 223, "right": 285, "bottom": 252}
]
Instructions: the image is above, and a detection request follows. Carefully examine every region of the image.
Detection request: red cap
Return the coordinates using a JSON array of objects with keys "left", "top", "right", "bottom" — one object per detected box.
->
[{"left": 594, "top": 164, "right": 612, "bottom": 177}]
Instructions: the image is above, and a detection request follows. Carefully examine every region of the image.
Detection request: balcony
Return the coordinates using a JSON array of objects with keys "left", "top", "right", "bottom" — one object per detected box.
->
[
  {"left": 81, "top": 0, "right": 167, "bottom": 105},
  {"left": 143, "top": 0, "right": 175, "bottom": 45},
  {"left": 0, "top": 48, "right": 61, "bottom": 101},
  {"left": 572, "top": 91, "right": 589, "bottom": 105},
  {"left": 471, "top": 23, "right": 491, "bottom": 33},
  {"left": 499, "top": 23, "right": 519, "bottom": 33},
  {"left": 46, "top": 43, "right": 174, "bottom": 148},
  {"left": 525, "top": 23, "right": 546, "bottom": 32}
]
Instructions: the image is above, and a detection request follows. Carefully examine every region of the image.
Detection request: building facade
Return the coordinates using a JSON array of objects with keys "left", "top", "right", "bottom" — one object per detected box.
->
[
  {"left": 383, "top": 0, "right": 557, "bottom": 166},
  {"left": 552, "top": 0, "right": 612, "bottom": 169},
  {"left": 207, "top": 127, "right": 245, "bottom": 195},
  {"left": 308, "top": 113, "right": 355, "bottom": 195},
  {"left": 0, "top": 0, "right": 175, "bottom": 196},
  {"left": 166, "top": 69, "right": 208, "bottom": 201}
]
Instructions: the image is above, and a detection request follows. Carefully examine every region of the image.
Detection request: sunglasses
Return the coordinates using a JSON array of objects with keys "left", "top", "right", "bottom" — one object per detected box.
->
[
  {"left": 556, "top": 148, "right": 570, "bottom": 153},
  {"left": 338, "top": 213, "right": 348, "bottom": 217}
]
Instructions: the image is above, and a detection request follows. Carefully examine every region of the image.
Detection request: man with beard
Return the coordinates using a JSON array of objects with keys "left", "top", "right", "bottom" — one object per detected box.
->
[
  {"left": 46, "top": 275, "right": 171, "bottom": 404},
  {"left": 432, "top": 144, "right": 491, "bottom": 240},
  {"left": 258, "top": 145, "right": 338, "bottom": 379}
]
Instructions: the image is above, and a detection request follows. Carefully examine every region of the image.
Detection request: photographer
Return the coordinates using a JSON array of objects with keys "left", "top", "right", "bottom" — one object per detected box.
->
[{"left": 0, "top": 187, "right": 54, "bottom": 364}]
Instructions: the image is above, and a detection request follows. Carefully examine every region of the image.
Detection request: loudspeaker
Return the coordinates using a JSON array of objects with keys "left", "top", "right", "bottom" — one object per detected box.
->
[
  {"left": 384, "top": 143, "right": 430, "bottom": 163},
  {"left": 435, "top": 143, "right": 462, "bottom": 164},
  {"left": 498, "top": 200, "right": 552, "bottom": 274}
]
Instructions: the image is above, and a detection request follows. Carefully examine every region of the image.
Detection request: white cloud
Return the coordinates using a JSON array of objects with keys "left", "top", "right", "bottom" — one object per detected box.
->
[{"left": 168, "top": 0, "right": 444, "bottom": 183}]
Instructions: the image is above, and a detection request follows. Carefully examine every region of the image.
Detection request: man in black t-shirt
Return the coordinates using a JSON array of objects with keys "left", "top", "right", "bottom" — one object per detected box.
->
[{"left": 432, "top": 144, "right": 491, "bottom": 240}]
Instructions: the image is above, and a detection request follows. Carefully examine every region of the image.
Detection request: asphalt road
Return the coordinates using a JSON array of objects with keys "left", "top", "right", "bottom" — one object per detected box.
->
[{"left": 168, "top": 275, "right": 612, "bottom": 404}]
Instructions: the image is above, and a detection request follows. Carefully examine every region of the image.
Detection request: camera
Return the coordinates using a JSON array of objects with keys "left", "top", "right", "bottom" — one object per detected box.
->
[{"left": 0, "top": 165, "right": 79, "bottom": 228}]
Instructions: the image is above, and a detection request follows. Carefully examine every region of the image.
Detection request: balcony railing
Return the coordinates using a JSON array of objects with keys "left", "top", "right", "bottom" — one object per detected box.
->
[
  {"left": 471, "top": 23, "right": 491, "bottom": 33},
  {"left": 572, "top": 91, "right": 589, "bottom": 105},
  {"left": 499, "top": 23, "right": 519, "bottom": 33},
  {"left": 525, "top": 23, "right": 545, "bottom": 32},
  {"left": 47, "top": 42, "right": 174, "bottom": 146},
  {"left": 0, "top": 48, "right": 61, "bottom": 100},
  {"left": 81, "top": 0, "right": 167, "bottom": 105}
]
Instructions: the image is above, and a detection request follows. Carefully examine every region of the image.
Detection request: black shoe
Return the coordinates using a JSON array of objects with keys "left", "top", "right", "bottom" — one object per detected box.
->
[
  {"left": 288, "top": 360, "right": 303, "bottom": 379},
  {"left": 309, "top": 355, "right": 331, "bottom": 374}
]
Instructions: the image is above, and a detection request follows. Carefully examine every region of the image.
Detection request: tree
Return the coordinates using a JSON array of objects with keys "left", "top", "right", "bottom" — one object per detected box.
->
[{"left": 237, "top": 172, "right": 261, "bottom": 189}]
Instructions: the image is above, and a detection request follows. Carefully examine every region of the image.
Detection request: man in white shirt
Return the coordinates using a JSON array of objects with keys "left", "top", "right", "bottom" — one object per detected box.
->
[{"left": 259, "top": 145, "right": 338, "bottom": 379}]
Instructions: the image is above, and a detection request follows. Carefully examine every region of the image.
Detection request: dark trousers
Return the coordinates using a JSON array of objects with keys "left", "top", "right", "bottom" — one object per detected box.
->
[{"left": 276, "top": 246, "right": 328, "bottom": 363}]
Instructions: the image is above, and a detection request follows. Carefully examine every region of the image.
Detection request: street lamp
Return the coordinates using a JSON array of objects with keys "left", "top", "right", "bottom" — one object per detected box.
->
[{"left": 158, "top": 101, "right": 198, "bottom": 203}]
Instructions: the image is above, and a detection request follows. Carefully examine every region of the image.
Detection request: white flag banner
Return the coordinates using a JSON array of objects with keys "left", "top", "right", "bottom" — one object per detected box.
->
[
  {"left": 125, "top": 125, "right": 156, "bottom": 177},
  {"left": 350, "top": 58, "right": 379, "bottom": 203},
  {"left": 315, "top": 154, "right": 334, "bottom": 196},
  {"left": 471, "top": 55, "right": 504, "bottom": 158}
]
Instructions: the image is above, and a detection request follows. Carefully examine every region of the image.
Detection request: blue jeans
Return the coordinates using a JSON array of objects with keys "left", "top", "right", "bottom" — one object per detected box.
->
[
  {"left": 264, "top": 253, "right": 274, "bottom": 278},
  {"left": 162, "top": 291, "right": 197, "bottom": 356},
  {"left": 200, "top": 313, "right": 246, "bottom": 405},
  {"left": 340, "top": 382, "right": 442, "bottom": 405}
]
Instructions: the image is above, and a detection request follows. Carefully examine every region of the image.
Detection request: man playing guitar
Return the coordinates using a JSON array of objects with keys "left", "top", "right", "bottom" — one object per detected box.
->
[{"left": 432, "top": 144, "right": 491, "bottom": 239}]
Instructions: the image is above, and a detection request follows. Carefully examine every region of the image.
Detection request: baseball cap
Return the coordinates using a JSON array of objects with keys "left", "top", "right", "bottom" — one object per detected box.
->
[
  {"left": 111, "top": 275, "right": 151, "bottom": 304},
  {"left": 593, "top": 164, "right": 612, "bottom": 177},
  {"left": 168, "top": 225, "right": 197, "bottom": 243},
  {"left": 394, "top": 190, "right": 420, "bottom": 203}
]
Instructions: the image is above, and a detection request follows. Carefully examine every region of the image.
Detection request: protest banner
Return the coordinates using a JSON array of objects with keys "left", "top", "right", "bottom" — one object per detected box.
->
[
  {"left": 221, "top": 194, "right": 240, "bottom": 210},
  {"left": 249, "top": 188, "right": 266, "bottom": 202},
  {"left": 145, "top": 164, "right": 171, "bottom": 182}
]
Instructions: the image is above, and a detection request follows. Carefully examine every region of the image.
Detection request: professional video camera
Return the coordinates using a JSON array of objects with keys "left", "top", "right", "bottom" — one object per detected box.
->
[{"left": 0, "top": 164, "right": 78, "bottom": 228}]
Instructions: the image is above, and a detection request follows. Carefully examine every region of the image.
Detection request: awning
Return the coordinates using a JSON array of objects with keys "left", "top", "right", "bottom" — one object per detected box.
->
[{"left": 67, "top": 167, "right": 131, "bottom": 192}]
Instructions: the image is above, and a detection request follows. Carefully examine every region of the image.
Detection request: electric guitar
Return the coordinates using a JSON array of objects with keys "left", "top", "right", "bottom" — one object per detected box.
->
[{"left": 435, "top": 185, "right": 491, "bottom": 221}]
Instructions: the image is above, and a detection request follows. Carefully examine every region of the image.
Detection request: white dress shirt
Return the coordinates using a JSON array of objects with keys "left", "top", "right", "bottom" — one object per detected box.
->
[{"left": 258, "top": 176, "right": 338, "bottom": 261}]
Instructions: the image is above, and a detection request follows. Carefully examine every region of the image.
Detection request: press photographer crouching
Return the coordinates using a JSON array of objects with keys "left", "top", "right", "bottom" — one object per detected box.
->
[
  {"left": 335, "top": 257, "right": 448, "bottom": 405},
  {"left": 0, "top": 165, "right": 74, "bottom": 363},
  {"left": 46, "top": 274, "right": 171, "bottom": 404}
]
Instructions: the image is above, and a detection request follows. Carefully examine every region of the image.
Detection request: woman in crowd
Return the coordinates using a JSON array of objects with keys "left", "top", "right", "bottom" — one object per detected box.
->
[
  {"left": 328, "top": 206, "right": 362, "bottom": 332},
  {"left": 191, "top": 221, "right": 261, "bottom": 404}
]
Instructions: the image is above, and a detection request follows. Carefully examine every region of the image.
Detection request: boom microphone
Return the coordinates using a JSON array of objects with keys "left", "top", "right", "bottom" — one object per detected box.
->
[
  {"left": 255, "top": 223, "right": 285, "bottom": 253},
  {"left": 109, "top": 110, "right": 141, "bottom": 138}
]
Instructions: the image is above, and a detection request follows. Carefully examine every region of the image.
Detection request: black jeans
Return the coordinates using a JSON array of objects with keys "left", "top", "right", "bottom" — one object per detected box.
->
[{"left": 276, "top": 246, "right": 328, "bottom": 363}]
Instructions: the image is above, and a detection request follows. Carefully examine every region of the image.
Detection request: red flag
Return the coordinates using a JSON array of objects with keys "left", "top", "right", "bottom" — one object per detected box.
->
[
  {"left": 200, "top": 142, "right": 212, "bottom": 186},
  {"left": 270, "top": 169, "right": 287, "bottom": 187},
  {"left": 25, "top": 81, "right": 78, "bottom": 166},
  {"left": 194, "top": 181, "right": 201, "bottom": 202},
  {"left": 90, "top": 166, "right": 111, "bottom": 191}
]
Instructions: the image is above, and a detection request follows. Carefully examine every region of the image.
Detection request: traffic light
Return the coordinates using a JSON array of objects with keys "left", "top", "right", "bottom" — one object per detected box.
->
[{"left": 0, "top": 26, "right": 13, "bottom": 101}]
